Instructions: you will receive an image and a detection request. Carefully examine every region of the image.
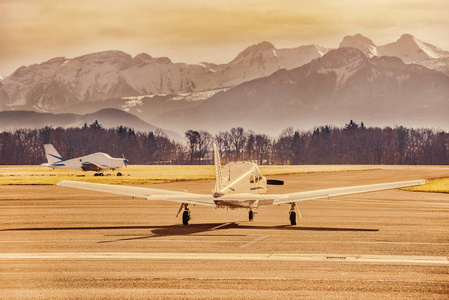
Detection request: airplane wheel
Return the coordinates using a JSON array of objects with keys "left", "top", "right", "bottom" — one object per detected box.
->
[
  {"left": 290, "top": 211, "right": 297, "bottom": 225},
  {"left": 249, "top": 210, "right": 254, "bottom": 221},
  {"left": 117, "top": 172, "right": 122, "bottom": 176},
  {"left": 182, "top": 210, "right": 190, "bottom": 225}
]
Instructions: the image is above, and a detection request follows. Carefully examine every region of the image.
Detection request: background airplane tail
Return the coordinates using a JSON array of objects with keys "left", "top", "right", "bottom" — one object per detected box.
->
[
  {"left": 213, "top": 142, "right": 224, "bottom": 195},
  {"left": 43, "top": 144, "right": 63, "bottom": 164}
]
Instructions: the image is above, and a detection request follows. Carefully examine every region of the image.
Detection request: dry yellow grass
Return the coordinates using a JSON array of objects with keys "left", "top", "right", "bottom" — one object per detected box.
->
[
  {"left": 404, "top": 177, "right": 449, "bottom": 194},
  {"left": 0, "top": 165, "right": 375, "bottom": 185}
]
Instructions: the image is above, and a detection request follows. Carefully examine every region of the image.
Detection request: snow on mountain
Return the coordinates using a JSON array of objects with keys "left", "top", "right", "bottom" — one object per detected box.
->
[
  {"left": 315, "top": 47, "right": 368, "bottom": 90},
  {"left": 1, "top": 34, "right": 448, "bottom": 114},
  {"left": 119, "top": 89, "right": 229, "bottom": 112},
  {"left": 339, "top": 34, "right": 378, "bottom": 57},
  {"left": 211, "top": 42, "right": 329, "bottom": 87},
  {"left": 169, "top": 88, "right": 230, "bottom": 102},
  {"left": 377, "top": 34, "right": 449, "bottom": 63},
  {"left": 154, "top": 48, "right": 449, "bottom": 134},
  {"left": 416, "top": 58, "right": 449, "bottom": 76},
  {"left": 0, "top": 43, "right": 328, "bottom": 111},
  {"left": 339, "top": 33, "right": 449, "bottom": 64}
]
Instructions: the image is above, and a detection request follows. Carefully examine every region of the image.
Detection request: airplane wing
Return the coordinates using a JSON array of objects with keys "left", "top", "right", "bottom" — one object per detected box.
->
[
  {"left": 57, "top": 180, "right": 216, "bottom": 207},
  {"left": 81, "top": 162, "right": 107, "bottom": 172},
  {"left": 57, "top": 179, "right": 426, "bottom": 207},
  {"left": 270, "top": 179, "right": 427, "bottom": 205}
]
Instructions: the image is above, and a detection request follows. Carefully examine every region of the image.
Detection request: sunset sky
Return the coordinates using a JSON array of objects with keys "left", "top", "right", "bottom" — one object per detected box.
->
[{"left": 1, "top": 0, "right": 448, "bottom": 76}]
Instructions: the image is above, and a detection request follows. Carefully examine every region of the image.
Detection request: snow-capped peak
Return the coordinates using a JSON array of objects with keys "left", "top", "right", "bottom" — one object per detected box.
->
[
  {"left": 378, "top": 34, "right": 449, "bottom": 63},
  {"left": 230, "top": 41, "right": 276, "bottom": 64},
  {"left": 339, "top": 34, "right": 377, "bottom": 57},
  {"left": 316, "top": 48, "right": 368, "bottom": 89}
]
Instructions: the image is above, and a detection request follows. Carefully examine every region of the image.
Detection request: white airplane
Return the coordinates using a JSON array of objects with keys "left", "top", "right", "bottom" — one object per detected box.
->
[
  {"left": 43, "top": 144, "right": 128, "bottom": 176},
  {"left": 57, "top": 143, "right": 426, "bottom": 225}
]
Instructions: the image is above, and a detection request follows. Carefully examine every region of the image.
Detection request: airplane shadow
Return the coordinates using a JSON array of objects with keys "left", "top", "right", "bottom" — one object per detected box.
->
[{"left": 1, "top": 222, "right": 378, "bottom": 244}]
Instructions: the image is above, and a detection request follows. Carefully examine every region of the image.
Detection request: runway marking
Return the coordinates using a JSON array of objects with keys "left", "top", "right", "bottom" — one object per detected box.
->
[
  {"left": 1, "top": 240, "right": 448, "bottom": 246},
  {"left": 0, "top": 253, "right": 447, "bottom": 265},
  {"left": 240, "top": 235, "right": 269, "bottom": 248}
]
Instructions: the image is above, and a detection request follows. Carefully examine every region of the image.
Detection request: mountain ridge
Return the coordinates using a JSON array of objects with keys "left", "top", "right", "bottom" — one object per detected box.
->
[
  {"left": 1, "top": 34, "right": 448, "bottom": 136},
  {"left": 2, "top": 33, "right": 447, "bottom": 113},
  {"left": 153, "top": 47, "right": 449, "bottom": 134},
  {"left": 0, "top": 43, "right": 328, "bottom": 112},
  {"left": 0, "top": 108, "right": 183, "bottom": 142}
]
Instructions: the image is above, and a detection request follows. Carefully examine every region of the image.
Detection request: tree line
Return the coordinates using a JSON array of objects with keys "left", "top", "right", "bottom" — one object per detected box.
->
[{"left": 0, "top": 120, "right": 448, "bottom": 165}]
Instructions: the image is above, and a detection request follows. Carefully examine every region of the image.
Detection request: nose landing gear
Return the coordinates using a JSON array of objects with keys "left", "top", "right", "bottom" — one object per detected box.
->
[{"left": 249, "top": 209, "right": 254, "bottom": 221}]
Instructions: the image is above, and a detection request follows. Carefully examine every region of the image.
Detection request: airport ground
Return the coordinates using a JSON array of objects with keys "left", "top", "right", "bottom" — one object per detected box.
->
[{"left": 0, "top": 166, "right": 448, "bottom": 299}]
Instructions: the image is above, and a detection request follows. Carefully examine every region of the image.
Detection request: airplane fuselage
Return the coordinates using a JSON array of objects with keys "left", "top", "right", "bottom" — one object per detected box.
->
[{"left": 47, "top": 152, "right": 126, "bottom": 171}]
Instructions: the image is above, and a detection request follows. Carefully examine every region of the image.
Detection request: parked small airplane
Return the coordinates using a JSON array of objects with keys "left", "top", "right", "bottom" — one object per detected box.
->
[
  {"left": 57, "top": 143, "right": 426, "bottom": 225},
  {"left": 43, "top": 144, "right": 128, "bottom": 176}
]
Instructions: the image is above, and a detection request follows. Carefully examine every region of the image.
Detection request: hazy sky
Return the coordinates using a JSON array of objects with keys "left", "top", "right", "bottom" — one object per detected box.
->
[{"left": 1, "top": 0, "right": 448, "bottom": 76}]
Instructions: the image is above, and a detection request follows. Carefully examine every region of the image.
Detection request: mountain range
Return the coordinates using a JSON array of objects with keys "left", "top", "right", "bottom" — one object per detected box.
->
[
  {"left": 154, "top": 47, "right": 449, "bottom": 133},
  {"left": 0, "top": 42, "right": 327, "bottom": 112},
  {"left": 1, "top": 33, "right": 448, "bottom": 135}
]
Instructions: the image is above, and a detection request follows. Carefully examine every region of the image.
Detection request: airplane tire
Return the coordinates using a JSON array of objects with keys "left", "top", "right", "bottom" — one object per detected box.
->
[
  {"left": 182, "top": 210, "right": 190, "bottom": 225},
  {"left": 249, "top": 210, "right": 254, "bottom": 221},
  {"left": 290, "top": 211, "right": 297, "bottom": 225},
  {"left": 117, "top": 172, "right": 122, "bottom": 176}
]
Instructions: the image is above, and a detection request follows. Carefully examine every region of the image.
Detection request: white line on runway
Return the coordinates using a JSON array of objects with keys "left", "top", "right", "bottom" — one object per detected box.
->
[
  {"left": 240, "top": 235, "right": 269, "bottom": 248},
  {"left": 0, "top": 253, "right": 447, "bottom": 265},
  {"left": 1, "top": 240, "right": 448, "bottom": 246}
]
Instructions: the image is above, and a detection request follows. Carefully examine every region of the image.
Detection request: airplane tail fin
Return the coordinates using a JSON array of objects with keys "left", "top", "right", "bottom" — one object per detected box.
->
[
  {"left": 213, "top": 142, "right": 224, "bottom": 195},
  {"left": 43, "top": 144, "right": 63, "bottom": 164}
]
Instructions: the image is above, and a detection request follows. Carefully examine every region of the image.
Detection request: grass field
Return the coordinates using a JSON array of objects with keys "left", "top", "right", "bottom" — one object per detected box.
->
[
  {"left": 0, "top": 165, "right": 375, "bottom": 185},
  {"left": 404, "top": 177, "right": 449, "bottom": 194},
  {"left": 1, "top": 165, "right": 447, "bottom": 193}
]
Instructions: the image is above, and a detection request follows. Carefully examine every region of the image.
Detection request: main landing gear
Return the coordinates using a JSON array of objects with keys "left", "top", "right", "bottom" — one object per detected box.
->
[
  {"left": 177, "top": 203, "right": 191, "bottom": 225},
  {"left": 289, "top": 202, "right": 297, "bottom": 225}
]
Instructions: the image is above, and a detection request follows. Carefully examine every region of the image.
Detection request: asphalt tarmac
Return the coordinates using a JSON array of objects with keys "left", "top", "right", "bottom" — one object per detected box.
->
[{"left": 1, "top": 166, "right": 448, "bottom": 299}]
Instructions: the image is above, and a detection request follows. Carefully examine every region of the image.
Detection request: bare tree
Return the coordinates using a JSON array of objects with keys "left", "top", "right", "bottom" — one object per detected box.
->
[
  {"left": 185, "top": 130, "right": 200, "bottom": 164},
  {"left": 274, "top": 127, "right": 294, "bottom": 165},
  {"left": 215, "top": 131, "right": 232, "bottom": 164},
  {"left": 198, "top": 131, "right": 213, "bottom": 164},
  {"left": 255, "top": 134, "right": 272, "bottom": 165},
  {"left": 230, "top": 127, "right": 246, "bottom": 161}
]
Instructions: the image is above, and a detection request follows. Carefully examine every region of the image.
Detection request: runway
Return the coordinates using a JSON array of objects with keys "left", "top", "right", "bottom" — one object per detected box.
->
[
  {"left": 1, "top": 252, "right": 448, "bottom": 265},
  {"left": 1, "top": 166, "right": 449, "bottom": 299}
]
